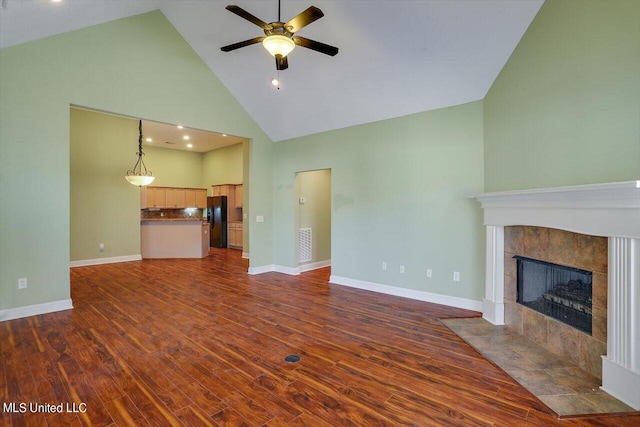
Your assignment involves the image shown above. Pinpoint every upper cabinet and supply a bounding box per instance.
[186,188,207,209]
[141,186,166,209]
[235,184,243,208]
[141,186,207,209]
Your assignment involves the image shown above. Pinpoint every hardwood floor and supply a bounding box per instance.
[1,248,639,426]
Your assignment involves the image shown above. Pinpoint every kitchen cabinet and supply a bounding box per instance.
[235,184,243,208]
[228,222,243,249]
[196,189,207,208]
[186,188,207,208]
[165,188,186,208]
[141,186,207,209]
[212,185,232,197]
[141,186,166,208]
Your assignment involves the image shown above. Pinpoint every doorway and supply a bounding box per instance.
[294,169,331,271]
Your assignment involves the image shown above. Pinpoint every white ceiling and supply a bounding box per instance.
[142,119,244,153]
[0,0,544,142]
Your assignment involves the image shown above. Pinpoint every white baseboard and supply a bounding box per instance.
[248,261,331,276]
[248,264,276,275]
[0,299,73,322]
[299,260,331,273]
[70,254,142,268]
[329,275,483,312]
[242,252,250,259]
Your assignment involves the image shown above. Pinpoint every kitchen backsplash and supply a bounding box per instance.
[141,208,204,220]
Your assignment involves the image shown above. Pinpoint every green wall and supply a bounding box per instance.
[143,147,204,189]
[484,0,640,191]
[272,101,485,300]
[0,11,273,313]
[295,169,332,265]
[202,142,244,192]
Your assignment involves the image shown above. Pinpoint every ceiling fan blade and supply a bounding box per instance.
[220,36,265,52]
[292,36,339,56]
[225,5,270,29]
[285,6,324,33]
[276,55,289,70]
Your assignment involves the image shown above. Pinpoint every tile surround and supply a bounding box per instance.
[504,226,607,379]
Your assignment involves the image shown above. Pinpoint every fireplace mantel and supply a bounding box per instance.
[473,181,640,410]
[474,180,640,239]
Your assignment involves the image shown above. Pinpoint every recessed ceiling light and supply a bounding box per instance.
[222,134,227,137]
[186,143,193,148]
[51,0,62,3]
[145,138,152,142]
[177,125,184,129]
[183,135,190,140]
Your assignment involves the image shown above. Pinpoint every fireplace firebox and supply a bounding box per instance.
[514,256,592,335]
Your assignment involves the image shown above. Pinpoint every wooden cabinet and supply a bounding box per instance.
[195,189,207,208]
[185,188,207,208]
[141,186,207,209]
[228,222,243,248]
[141,186,166,208]
[165,188,186,208]
[235,184,243,208]
[212,185,231,197]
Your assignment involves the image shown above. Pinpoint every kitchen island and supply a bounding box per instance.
[141,219,209,259]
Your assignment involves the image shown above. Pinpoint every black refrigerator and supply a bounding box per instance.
[207,196,227,248]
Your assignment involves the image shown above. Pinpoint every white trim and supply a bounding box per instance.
[329,275,482,312]
[273,265,300,275]
[247,264,300,275]
[472,181,640,239]
[483,226,505,325]
[242,252,250,259]
[70,254,142,268]
[247,264,275,275]
[0,299,73,322]
[298,259,331,273]
[601,356,640,410]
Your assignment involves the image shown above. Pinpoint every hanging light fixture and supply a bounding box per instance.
[125,120,155,186]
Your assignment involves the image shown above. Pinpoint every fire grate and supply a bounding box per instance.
[514,256,592,335]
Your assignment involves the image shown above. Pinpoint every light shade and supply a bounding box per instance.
[125,175,155,186]
[262,35,295,58]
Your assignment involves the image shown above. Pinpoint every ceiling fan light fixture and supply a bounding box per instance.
[262,35,295,58]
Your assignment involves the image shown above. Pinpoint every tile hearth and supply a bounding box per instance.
[442,317,636,417]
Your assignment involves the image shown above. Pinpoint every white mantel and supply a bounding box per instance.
[473,181,640,410]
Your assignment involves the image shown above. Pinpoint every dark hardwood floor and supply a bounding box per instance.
[1,248,638,426]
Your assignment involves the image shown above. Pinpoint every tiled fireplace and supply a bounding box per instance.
[504,226,607,378]
[474,181,640,410]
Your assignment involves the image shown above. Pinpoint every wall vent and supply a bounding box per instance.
[298,228,312,263]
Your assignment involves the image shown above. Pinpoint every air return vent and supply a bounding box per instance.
[298,228,312,263]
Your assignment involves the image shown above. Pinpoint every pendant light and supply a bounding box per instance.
[125,120,155,186]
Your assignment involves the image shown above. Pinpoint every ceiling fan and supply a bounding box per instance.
[220,1,339,70]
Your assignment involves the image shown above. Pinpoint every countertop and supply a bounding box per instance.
[141,218,208,224]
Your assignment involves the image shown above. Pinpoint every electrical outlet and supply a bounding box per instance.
[18,278,27,289]
[399,265,405,273]
[453,271,461,282]
[382,262,387,271]
[99,243,105,252]
[427,269,433,278]
[256,215,265,223]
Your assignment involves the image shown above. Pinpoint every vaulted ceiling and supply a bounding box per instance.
[0,0,544,142]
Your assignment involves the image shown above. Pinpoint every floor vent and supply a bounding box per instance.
[298,228,312,263]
